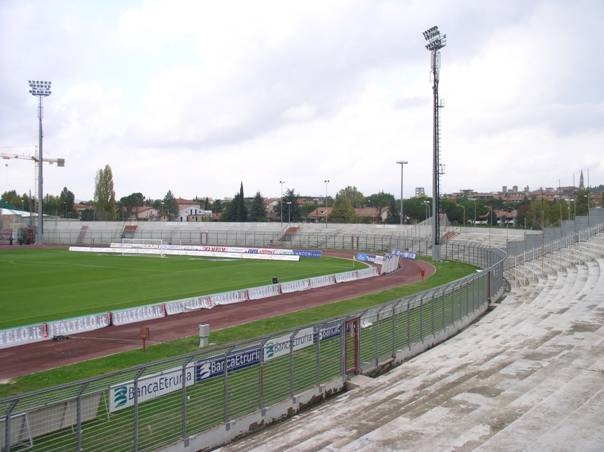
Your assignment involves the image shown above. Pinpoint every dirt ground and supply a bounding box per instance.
[0,252,434,380]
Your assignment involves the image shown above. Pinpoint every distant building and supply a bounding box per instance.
[175,198,211,222]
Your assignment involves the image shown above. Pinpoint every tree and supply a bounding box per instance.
[575,188,589,216]
[59,187,76,218]
[212,199,223,213]
[1,190,24,210]
[337,186,365,208]
[282,189,301,222]
[329,194,357,223]
[93,165,116,220]
[163,190,178,221]
[221,183,248,222]
[249,192,266,221]
[120,192,145,220]
[366,192,394,221]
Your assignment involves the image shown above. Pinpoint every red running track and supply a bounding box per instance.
[0,256,434,380]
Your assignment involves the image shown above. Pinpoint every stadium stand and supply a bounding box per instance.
[223,233,604,451]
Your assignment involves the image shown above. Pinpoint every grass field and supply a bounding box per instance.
[0,248,363,329]
[0,259,476,397]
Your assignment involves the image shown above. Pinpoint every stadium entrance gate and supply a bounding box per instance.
[345,318,360,373]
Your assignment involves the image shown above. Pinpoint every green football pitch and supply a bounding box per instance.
[0,248,363,330]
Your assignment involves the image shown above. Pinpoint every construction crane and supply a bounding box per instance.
[1,152,65,166]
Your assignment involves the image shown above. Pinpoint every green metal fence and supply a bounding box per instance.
[1,239,504,451]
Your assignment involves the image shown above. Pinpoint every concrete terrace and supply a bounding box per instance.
[221,234,604,451]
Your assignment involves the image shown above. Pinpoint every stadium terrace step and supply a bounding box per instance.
[222,234,604,451]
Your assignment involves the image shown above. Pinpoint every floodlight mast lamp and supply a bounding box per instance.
[28,80,52,245]
[423,26,446,260]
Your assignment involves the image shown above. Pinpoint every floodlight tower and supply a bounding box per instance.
[423,26,446,260]
[396,161,408,225]
[28,80,52,245]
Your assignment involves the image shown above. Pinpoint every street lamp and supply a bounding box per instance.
[279,180,285,227]
[29,80,52,245]
[487,205,492,249]
[423,200,430,222]
[423,26,446,260]
[396,161,408,225]
[324,179,330,227]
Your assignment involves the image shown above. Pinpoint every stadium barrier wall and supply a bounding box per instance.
[69,245,301,262]
[165,296,214,315]
[5,220,603,450]
[0,323,47,349]
[247,284,282,300]
[111,303,167,326]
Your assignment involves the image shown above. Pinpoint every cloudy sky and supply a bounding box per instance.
[1,0,602,202]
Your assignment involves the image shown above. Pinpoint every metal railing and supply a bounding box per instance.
[1,241,500,451]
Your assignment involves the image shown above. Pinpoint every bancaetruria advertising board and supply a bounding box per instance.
[109,364,195,412]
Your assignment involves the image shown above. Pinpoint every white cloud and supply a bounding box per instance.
[1,0,602,203]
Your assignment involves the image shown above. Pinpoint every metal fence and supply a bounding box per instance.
[1,241,500,452]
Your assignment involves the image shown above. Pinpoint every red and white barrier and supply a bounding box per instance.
[70,246,300,261]
[210,289,248,306]
[165,296,214,315]
[280,279,311,294]
[248,284,282,300]
[47,313,111,337]
[0,323,47,349]
[308,274,336,289]
[357,267,379,279]
[111,303,166,326]
[335,270,358,283]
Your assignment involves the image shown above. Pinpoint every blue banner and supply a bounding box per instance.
[195,347,261,382]
[356,253,378,263]
[392,249,417,259]
[316,321,341,341]
[294,249,322,258]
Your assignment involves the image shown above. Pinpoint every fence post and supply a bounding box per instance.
[407,299,411,349]
[223,347,234,428]
[339,319,346,377]
[3,399,18,452]
[419,298,423,341]
[374,310,379,367]
[289,331,296,400]
[391,304,397,358]
[181,357,193,447]
[259,338,269,415]
[132,367,146,452]
[315,325,321,386]
[76,382,89,452]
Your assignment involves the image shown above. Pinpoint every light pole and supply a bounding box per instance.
[324,179,330,227]
[487,205,492,249]
[287,201,292,225]
[279,180,285,227]
[423,26,446,260]
[396,161,408,225]
[423,200,430,222]
[29,80,52,245]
